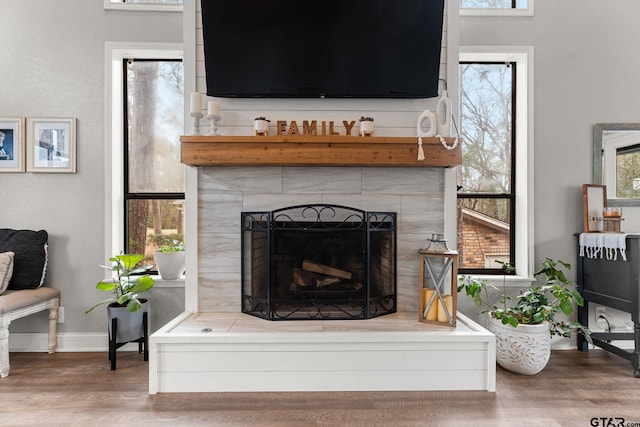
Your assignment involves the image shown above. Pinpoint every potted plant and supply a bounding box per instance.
[86,253,155,344]
[458,258,591,375]
[154,239,185,280]
[254,116,270,136]
[359,116,374,136]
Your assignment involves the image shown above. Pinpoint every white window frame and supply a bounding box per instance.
[104,42,183,265]
[460,0,534,17]
[104,0,182,12]
[459,46,534,285]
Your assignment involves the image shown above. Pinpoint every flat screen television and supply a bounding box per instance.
[200,0,445,99]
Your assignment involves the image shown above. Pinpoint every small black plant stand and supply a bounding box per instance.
[108,312,148,371]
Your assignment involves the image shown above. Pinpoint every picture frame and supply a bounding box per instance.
[0,117,25,173]
[583,184,606,233]
[27,117,76,173]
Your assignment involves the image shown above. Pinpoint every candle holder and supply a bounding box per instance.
[207,114,221,136]
[190,111,203,135]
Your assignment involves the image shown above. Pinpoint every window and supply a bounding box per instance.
[460,0,534,16]
[124,59,184,265]
[105,43,184,271]
[457,62,514,274]
[458,48,533,278]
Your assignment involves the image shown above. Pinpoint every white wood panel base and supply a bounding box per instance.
[149,312,495,394]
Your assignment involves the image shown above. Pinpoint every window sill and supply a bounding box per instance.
[104,1,182,12]
[151,276,185,288]
[460,7,534,17]
[460,274,535,288]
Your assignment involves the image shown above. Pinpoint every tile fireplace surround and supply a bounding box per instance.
[197,165,445,313]
[149,143,495,394]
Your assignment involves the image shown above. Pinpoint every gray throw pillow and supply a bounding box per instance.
[0,251,14,294]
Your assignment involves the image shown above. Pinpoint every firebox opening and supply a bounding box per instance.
[241,204,397,320]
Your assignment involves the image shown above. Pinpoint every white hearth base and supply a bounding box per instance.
[149,311,495,394]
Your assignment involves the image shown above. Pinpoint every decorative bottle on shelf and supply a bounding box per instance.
[436,90,452,137]
[417,110,437,137]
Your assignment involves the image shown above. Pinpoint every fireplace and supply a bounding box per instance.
[241,204,397,320]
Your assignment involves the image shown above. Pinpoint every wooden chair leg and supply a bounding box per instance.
[47,300,59,354]
[0,318,10,378]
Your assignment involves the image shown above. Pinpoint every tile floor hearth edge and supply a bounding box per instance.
[166,312,472,335]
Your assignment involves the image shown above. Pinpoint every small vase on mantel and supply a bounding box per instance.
[359,116,375,136]
[254,117,270,136]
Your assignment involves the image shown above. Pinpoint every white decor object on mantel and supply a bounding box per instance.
[417,110,437,138]
[438,134,459,151]
[359,117,375,136]
[207,101,221,135]
[254,117,270,136]
[436,89,452,137]
[189,92,203,135]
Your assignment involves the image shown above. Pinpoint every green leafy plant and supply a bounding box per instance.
[85,254,155,314]
[156,239,185,253]
[458,258,591,341]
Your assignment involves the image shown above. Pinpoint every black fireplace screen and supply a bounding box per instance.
[241,204,397,320]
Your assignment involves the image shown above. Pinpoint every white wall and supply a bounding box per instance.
[460,0,640,338]
[4,0,640,346]
[461,0,640,265]
[0,1,182,342]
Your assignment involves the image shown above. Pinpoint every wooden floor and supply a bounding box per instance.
[1,350,639,426]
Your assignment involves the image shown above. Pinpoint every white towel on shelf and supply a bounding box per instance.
[579,233,627,261]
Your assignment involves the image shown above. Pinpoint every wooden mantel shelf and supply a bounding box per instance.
[180,135,461,167]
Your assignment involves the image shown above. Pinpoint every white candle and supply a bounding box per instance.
[207,100,220,117]
[190,92,202,114]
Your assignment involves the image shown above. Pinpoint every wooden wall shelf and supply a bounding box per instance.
[180,135,461,168]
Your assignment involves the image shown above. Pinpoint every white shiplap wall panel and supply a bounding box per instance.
[192,0,450,135]
[189,0,457,313]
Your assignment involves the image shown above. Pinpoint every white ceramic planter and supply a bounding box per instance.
[487,316,551,375]
[359,120,374,136]
[254,119,270,135]
[154,251,186,280]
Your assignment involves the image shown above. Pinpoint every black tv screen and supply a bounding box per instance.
[200,0,445,99]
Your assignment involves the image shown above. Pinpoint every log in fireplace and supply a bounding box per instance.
[241,204,397,320]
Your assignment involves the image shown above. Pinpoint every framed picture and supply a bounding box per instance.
[0,117,25,173]
[583,184,606,232]
[27,117,76,173]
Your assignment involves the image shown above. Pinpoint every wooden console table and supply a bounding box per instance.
[575,234,640,377]
[180,135,461,167]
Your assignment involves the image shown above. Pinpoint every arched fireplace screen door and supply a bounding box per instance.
[241,204,397,320]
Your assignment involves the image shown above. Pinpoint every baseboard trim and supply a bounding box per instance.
[10,333,633,353]
[9,332,141,352]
